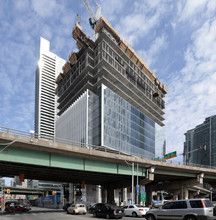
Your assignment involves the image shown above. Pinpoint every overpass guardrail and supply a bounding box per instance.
[0,126,214,170]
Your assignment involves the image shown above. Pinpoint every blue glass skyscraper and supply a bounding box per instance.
[55,17,167,159]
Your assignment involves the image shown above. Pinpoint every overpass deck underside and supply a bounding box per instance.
[1,131,216,188]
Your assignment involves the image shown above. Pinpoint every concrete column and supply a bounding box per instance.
[184,187,188,200]
[69,183,73,203]
[180,185,184,200]
[107,187,115,204]
[173,191,178,200]
[96,185,102,203]
[146,186,152,207]
[123,188,127,205]
[82,184,87,203]
[103,188,107,203]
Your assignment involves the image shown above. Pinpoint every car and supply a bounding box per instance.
[23,204,31,211]
[63,202,73,211]
[5,204,31,212]
[93,203,124,219]
[88,203,96,213]
[67,203,87,214]
[146,198,214,220]
[123,204,149,217]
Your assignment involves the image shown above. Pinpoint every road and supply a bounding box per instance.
[0,207,147,220]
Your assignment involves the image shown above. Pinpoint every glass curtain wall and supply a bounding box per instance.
[101,84,155,159]
[55,90,100,148]
[55,91,88,147]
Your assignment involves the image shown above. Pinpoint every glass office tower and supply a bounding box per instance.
[184,115,216,167]
[56,84,156,159]
[55,17,167,159]
[102,85,155,158]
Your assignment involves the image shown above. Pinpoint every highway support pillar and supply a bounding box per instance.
[146,186,152,207]
[184,187,188,199]
[173,191,178,200]
[180,186,188,200]
[106,187,115,204]
[103,188,107,203]
[96,185,102,203]
[82,184,86,203]
[180,185,184,200]
[123,188,127,205]
[69,183,73,203]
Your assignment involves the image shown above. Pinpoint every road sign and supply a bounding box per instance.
[136,185,140,196]
[141,187,145,193]
[164,151,177,160]
[141,192,146,202]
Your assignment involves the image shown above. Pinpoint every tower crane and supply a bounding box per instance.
[81,0,101,29]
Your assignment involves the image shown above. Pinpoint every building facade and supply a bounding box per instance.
[184,115,216,167]
[35,37,66,138]
[55,17,167,159]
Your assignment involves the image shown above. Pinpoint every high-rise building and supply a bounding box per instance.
[35,37,66,138]
[184,115,216,167]
[55,17,167,159]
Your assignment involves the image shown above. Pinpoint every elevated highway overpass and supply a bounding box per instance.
[1,126,216,202]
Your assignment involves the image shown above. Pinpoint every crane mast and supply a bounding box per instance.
[81,0,101,29]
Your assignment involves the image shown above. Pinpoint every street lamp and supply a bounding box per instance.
[131,162,134,205]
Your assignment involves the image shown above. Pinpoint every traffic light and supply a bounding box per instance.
[52,191,55,195]
[7,189,10,194]
[19,173,25,182]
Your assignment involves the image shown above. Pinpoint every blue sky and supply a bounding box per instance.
[1,0,216,161]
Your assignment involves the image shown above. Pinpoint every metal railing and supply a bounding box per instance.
[0,126,216,170]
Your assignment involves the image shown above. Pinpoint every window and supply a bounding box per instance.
[162,202,175,209]
[190,200,203,208]
[174,201,187,209]
[204,200,213,207]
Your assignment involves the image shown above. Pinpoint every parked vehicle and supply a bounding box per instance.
[67,203,87,214]
[123,204,149,217]
[5,204,30,212]
[93,203,124,219]
[23,204,31,211]
[88,203,96,213]
[146,198,214,220]
[63,202,73,211]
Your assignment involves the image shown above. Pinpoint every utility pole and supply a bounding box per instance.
[136,163,139,204]
[131,163,134,205]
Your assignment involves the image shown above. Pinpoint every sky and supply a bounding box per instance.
[1,0,216,164]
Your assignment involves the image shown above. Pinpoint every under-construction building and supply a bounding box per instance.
[55,17,167,159]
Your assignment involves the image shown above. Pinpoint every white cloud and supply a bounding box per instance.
[101,0,124,22]
[137,35,168,67]
[165,17,216,155]
[178,0,216,25]
[14,0,30,11]
[178,0,206,21]
[114,0,168,46]
[32,0,58,18]
[192,19,216,60]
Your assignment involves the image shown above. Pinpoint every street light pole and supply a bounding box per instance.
[136,163,139,204]
[131,163,134,205]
